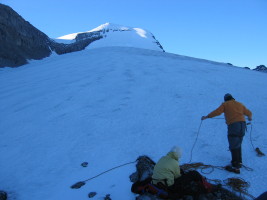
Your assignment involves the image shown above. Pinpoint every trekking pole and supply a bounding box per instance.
[247,122,265,157]
[70,160,137,189]
[188,120,203,163]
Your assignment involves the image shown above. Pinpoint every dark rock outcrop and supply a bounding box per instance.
[151,35,165,52]
[0,191,7,200]
[50,36,102,55]
[0,3,102,68]
[253,65,267,73]
[0,3,51,67]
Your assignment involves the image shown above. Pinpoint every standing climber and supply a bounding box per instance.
[201,93,252,173]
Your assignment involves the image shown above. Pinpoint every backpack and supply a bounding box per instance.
[169,170,213,196]
[131,177,169,199]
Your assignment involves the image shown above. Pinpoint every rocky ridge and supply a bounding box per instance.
[0,4,102,67]
[253,65,267,73]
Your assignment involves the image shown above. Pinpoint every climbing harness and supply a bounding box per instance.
[71,160,137,189]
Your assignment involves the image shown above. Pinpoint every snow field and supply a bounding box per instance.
[0,47,266,199]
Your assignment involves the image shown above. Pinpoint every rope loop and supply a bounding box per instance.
[188,120,202,163]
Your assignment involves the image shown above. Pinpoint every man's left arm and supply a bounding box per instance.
[202,104,224,120]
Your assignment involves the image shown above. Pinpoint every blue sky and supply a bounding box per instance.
[1,0,266,68]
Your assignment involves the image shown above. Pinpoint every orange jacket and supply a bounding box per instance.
[207,100,252,125]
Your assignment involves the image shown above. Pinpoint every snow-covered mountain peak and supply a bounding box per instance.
[56,23,164,51]
[89,22,130,32]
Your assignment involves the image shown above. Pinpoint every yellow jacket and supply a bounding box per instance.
[152,151,181,186]
[207,99,252,125]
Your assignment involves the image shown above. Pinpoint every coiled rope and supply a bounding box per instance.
[181,162,224,174]
[223,177,256,200]
[207,177,255,200]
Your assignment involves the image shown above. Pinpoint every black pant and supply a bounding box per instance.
[227,121,246,168]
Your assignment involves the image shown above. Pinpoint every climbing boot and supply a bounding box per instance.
[225,165,240,174]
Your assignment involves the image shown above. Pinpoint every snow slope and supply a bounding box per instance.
[56,23,164,51]
[0,47,267,200]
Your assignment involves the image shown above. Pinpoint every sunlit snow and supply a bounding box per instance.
[133,28,147,38]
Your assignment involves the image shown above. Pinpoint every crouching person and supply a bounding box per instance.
[152,146,212,198]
